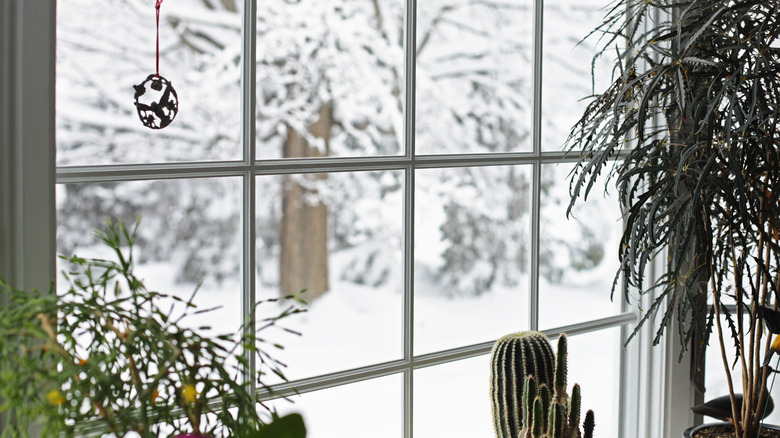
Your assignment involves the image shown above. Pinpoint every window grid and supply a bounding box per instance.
[402,1,416,434]
[50,0,640,436]
[529,0,544,332]
[240,0,258,392]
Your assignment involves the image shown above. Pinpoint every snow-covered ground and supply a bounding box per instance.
[55,162,626,437]
[57,231,621,438]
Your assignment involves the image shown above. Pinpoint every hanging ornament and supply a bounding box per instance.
[134,0,178,129]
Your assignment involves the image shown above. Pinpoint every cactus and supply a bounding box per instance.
[583,410,595,438]
[554,332,568,404]
[522,375,538,430]
[568,383,581,430]
[492,332,595,438]
[490,331,555,438]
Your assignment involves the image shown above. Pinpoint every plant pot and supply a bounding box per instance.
[683,422,780,438]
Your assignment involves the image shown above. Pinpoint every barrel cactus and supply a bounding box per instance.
[490,331,595,438]
[490,331,555,438]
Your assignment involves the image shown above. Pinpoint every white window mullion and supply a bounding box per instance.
[2,1,56,434]
[402,0,417,434]
[0,0,57,294]
[528,0,544,331]
[241,0,258,390]
[404,163,415,438]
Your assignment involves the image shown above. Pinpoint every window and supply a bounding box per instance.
[2,0,688,436]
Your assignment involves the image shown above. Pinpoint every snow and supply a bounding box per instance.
[57,230,621,438]
[54,0,632,435]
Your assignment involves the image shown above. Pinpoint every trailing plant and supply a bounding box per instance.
[490,332,594,438]
[0,219,306,438]
[566,0,780,436]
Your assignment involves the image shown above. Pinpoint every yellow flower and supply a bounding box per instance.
[181,384,198,403]
[151,388,159,403]
[46,389,65,406]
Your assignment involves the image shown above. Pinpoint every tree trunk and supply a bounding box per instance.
[279,102,333,301]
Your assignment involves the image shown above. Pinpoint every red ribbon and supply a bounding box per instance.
[155,0,163,77]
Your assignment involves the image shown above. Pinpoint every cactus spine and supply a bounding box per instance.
[492,332,595,438]
[490,331,555,438]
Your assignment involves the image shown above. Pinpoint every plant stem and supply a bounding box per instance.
[752,196,776,433]
[712,268,741,435]
[731,232,749,436]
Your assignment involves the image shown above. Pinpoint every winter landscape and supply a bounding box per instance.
[54,0,664,436]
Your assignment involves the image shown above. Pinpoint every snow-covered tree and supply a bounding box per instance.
[57,0,611,296]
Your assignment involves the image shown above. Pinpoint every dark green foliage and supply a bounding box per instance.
[567,0,780,350]
[247,413,307,438]
[567,0,780,435]
[0,219,306,437]
[490,331,555,438]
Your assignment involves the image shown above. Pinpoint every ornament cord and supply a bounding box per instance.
[155,0,163,77]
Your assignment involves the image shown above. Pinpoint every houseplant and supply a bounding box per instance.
[0,219,306,438]
[490,331,595,438]
[565,0,780,436]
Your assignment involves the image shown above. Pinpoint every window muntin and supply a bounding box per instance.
[54,0,631,436]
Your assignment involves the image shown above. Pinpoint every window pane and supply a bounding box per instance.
[415,0,533,154]
[414,356,492,437]
[568,328,621,438]
[256,170,405,381]
[56,177,243,333]
[256,0,404,159]
[539,162,622,329]
[541,0,615,151]
[414,166,531,354]
[269,374,403,438]
[57,0,242,165]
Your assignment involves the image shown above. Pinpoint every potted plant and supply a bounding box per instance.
[565,0,780,437]
[0,219,306,438]
[489,331,596,438]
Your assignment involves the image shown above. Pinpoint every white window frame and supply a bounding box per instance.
[0,0,696,436]
[0,0,57,294]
